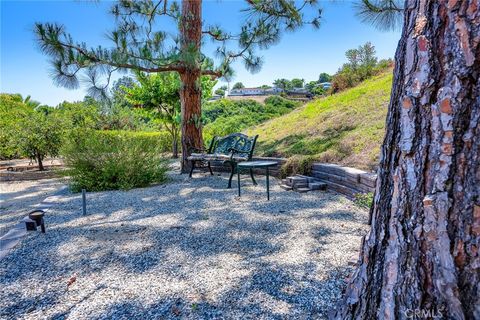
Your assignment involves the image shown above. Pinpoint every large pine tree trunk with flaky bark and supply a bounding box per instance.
[335,1,480,319]
[179,0,203,172]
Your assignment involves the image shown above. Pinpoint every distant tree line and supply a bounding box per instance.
[331,42,393,92]
[218,42,391,97]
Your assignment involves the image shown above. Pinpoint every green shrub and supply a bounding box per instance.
[354,192,374,209]
[97,130,172,153]
[280,155,317,178]
[62,130,169,192]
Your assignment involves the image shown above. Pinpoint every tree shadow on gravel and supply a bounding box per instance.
[0,173,366,319]
[87,262,351,319]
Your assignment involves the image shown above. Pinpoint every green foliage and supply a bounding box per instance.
[318,73,332,83]
[232,82,245,90]
[16,111,63,168]
[34,1,321,95]
[125,72,181,123]
[331,42,391,93]
[56,100,101,130]
[290,78,305,88]
[0,94,62,166]
[247,71,393,171]
[273,78,292,90]
[214,85,227,96]
[62,130,169,192]
[354,192,374,209]
[124,72,215,156]
[0,94,34,159]
[354,0,404,32]
[34,0,322,159]
[110,76,136,108]
[305,81,326,96]
[202,96,299,143]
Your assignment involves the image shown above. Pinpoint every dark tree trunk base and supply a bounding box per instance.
[335,1,480,319]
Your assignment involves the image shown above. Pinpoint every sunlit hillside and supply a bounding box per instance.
[247,71,393,171]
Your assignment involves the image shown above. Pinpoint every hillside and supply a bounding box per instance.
[246,71,393,171]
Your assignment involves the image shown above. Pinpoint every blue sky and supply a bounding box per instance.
[1,1,400,106]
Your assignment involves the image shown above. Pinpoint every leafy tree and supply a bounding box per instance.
[304,80,318,92]
[290,78,305,88]
[311,86,325,96]
[214,85,227,96]
[273,78,292,91]
[34,0,321,170]
[16,110,62,171]
[232,82,245,90]
[259,84,271,89]
[125,72,215,158]
[0,94,34,159]
[110,76,136,108]
[331,42,383,92]
[305,80,324,96]
[356,42,378,79]
[56,100,101,130]
[318,72,332,83]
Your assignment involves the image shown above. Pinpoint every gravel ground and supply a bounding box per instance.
[0,169,369,319]
[0,178,67,237]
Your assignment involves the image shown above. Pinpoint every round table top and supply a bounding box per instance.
[237,161,278,168]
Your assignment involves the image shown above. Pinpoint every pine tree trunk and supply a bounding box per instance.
[335,1,480,319]
[179,0,203,172]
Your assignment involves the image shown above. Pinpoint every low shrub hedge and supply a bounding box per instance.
[62,130,170,192]
[96,130,172,153]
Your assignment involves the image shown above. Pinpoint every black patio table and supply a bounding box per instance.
[236,161,278,200]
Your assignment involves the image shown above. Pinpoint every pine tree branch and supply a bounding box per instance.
[39,32,182,73]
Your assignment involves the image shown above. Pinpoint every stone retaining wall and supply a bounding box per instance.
[311,163,377,198]
[200,156,377,198]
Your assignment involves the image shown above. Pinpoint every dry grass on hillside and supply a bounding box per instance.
[247,71,393,171]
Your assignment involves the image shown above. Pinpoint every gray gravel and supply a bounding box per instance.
[0,169,369,319]
[0,178,66,237]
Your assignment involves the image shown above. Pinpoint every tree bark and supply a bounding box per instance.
[335,1,480,319]
[179,0,203,172]
[172,127,179,158]
[36,151,44,171]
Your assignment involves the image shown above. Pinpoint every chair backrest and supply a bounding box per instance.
[211,133,258,159]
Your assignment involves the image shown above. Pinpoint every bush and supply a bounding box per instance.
[354,192,374,209]
[62,130,170,192]
[97,130,172,153]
